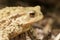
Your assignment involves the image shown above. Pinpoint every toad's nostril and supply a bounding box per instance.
[30,12,35,18]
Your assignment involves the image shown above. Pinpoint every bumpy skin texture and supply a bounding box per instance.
[0,6,43,40]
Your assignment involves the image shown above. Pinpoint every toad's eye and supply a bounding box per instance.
[29,11,35,18]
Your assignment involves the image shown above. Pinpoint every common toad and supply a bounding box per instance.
[0,6,43,40]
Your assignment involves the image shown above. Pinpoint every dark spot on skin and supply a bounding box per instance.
[0,20,6,23]
[10,14,21,20]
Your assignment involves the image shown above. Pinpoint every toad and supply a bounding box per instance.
[0,6,43,40]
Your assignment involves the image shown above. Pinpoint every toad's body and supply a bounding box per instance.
[0,6,43,40]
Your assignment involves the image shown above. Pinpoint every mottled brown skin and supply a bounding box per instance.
[0,6,43,40]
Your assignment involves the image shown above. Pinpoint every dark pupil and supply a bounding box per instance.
[30,13,35,18]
